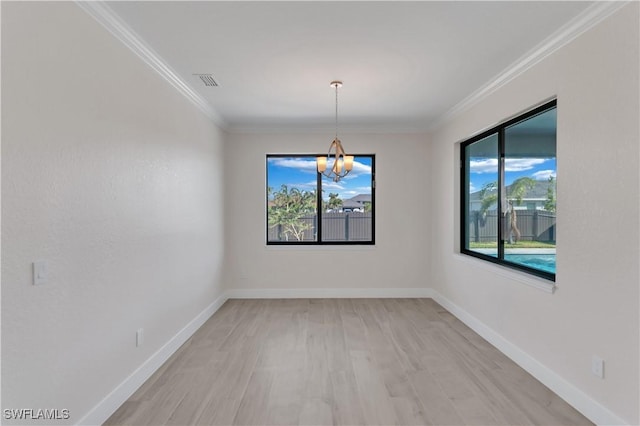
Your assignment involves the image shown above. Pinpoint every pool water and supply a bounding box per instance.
[504,254,556,274]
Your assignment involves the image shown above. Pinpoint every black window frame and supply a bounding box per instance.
[460,100,557,281]
[266,153,376,245]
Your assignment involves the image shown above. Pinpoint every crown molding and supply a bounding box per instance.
[76,1,628,134]
[75,1,227,130]
[227,123,431,135]
[430,1,630,131]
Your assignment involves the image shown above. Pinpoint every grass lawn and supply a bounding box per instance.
[469,241,556,249]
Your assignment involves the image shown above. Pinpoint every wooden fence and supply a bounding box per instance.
[268,212,372,242]
[468,209,556,243]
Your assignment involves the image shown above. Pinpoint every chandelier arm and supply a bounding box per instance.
[334,140,345,157]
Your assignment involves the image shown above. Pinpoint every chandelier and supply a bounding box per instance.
[317,81,354,182]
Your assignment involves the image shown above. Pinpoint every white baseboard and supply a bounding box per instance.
[77,292,229,426]
[78,287,627,426]
[430,290,628,426]
[226,287,433,299]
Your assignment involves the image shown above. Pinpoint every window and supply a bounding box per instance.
[266,154,375,245]
[461,100,556,280]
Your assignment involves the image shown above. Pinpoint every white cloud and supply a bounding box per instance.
[469,159,498,173]
[350,160,372,175]
[321,181,345,190]
[268,157,317,173]
[269,180,317,192]
[531,169,556,180]
[504,158,547,172]
[469,158,549,173]
[352,186,372,193]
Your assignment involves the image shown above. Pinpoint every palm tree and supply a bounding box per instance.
[268,185,316,241]
[544,176,557,213]
[478,177,535,243]
[507,177,536,206]
[327,193,343,211]
[478,182,498,224]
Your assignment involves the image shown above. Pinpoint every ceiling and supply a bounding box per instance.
[103,1,594,132]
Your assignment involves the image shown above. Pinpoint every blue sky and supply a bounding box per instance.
[469,157,556,193]
[267,156,373,201]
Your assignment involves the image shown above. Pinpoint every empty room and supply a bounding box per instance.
[2,1,638,425]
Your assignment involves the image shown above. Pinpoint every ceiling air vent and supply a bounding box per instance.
[194,74,218,87]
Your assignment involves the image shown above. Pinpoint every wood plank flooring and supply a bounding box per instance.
[105,299,591,425]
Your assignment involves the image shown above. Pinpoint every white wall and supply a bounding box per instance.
[3,2,638,425]
[1,3,226,424]
[224,132,430,294]
[429,3,639,424]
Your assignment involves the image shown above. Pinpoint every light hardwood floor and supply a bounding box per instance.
[105,298,591,425]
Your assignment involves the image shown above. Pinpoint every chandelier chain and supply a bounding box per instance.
[335,83,339,140]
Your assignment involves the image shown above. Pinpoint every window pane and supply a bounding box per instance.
[321,156,373,242]
[266,157,318,242]
[465,133,499,257]
[503,107,557,274]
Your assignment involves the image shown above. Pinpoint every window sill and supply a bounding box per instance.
[453,253,557,294]
[265,244,376,251]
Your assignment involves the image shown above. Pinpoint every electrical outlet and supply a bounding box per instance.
[136,328,144,347]
[33,260,48,285]
[591,355,604,378]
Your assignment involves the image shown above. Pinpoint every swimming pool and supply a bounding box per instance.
[504,253,556,274]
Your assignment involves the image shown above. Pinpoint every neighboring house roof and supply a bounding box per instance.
[342,194,371,209]
[347,194,372,203]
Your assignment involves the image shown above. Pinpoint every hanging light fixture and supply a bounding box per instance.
[317,80,354,182]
